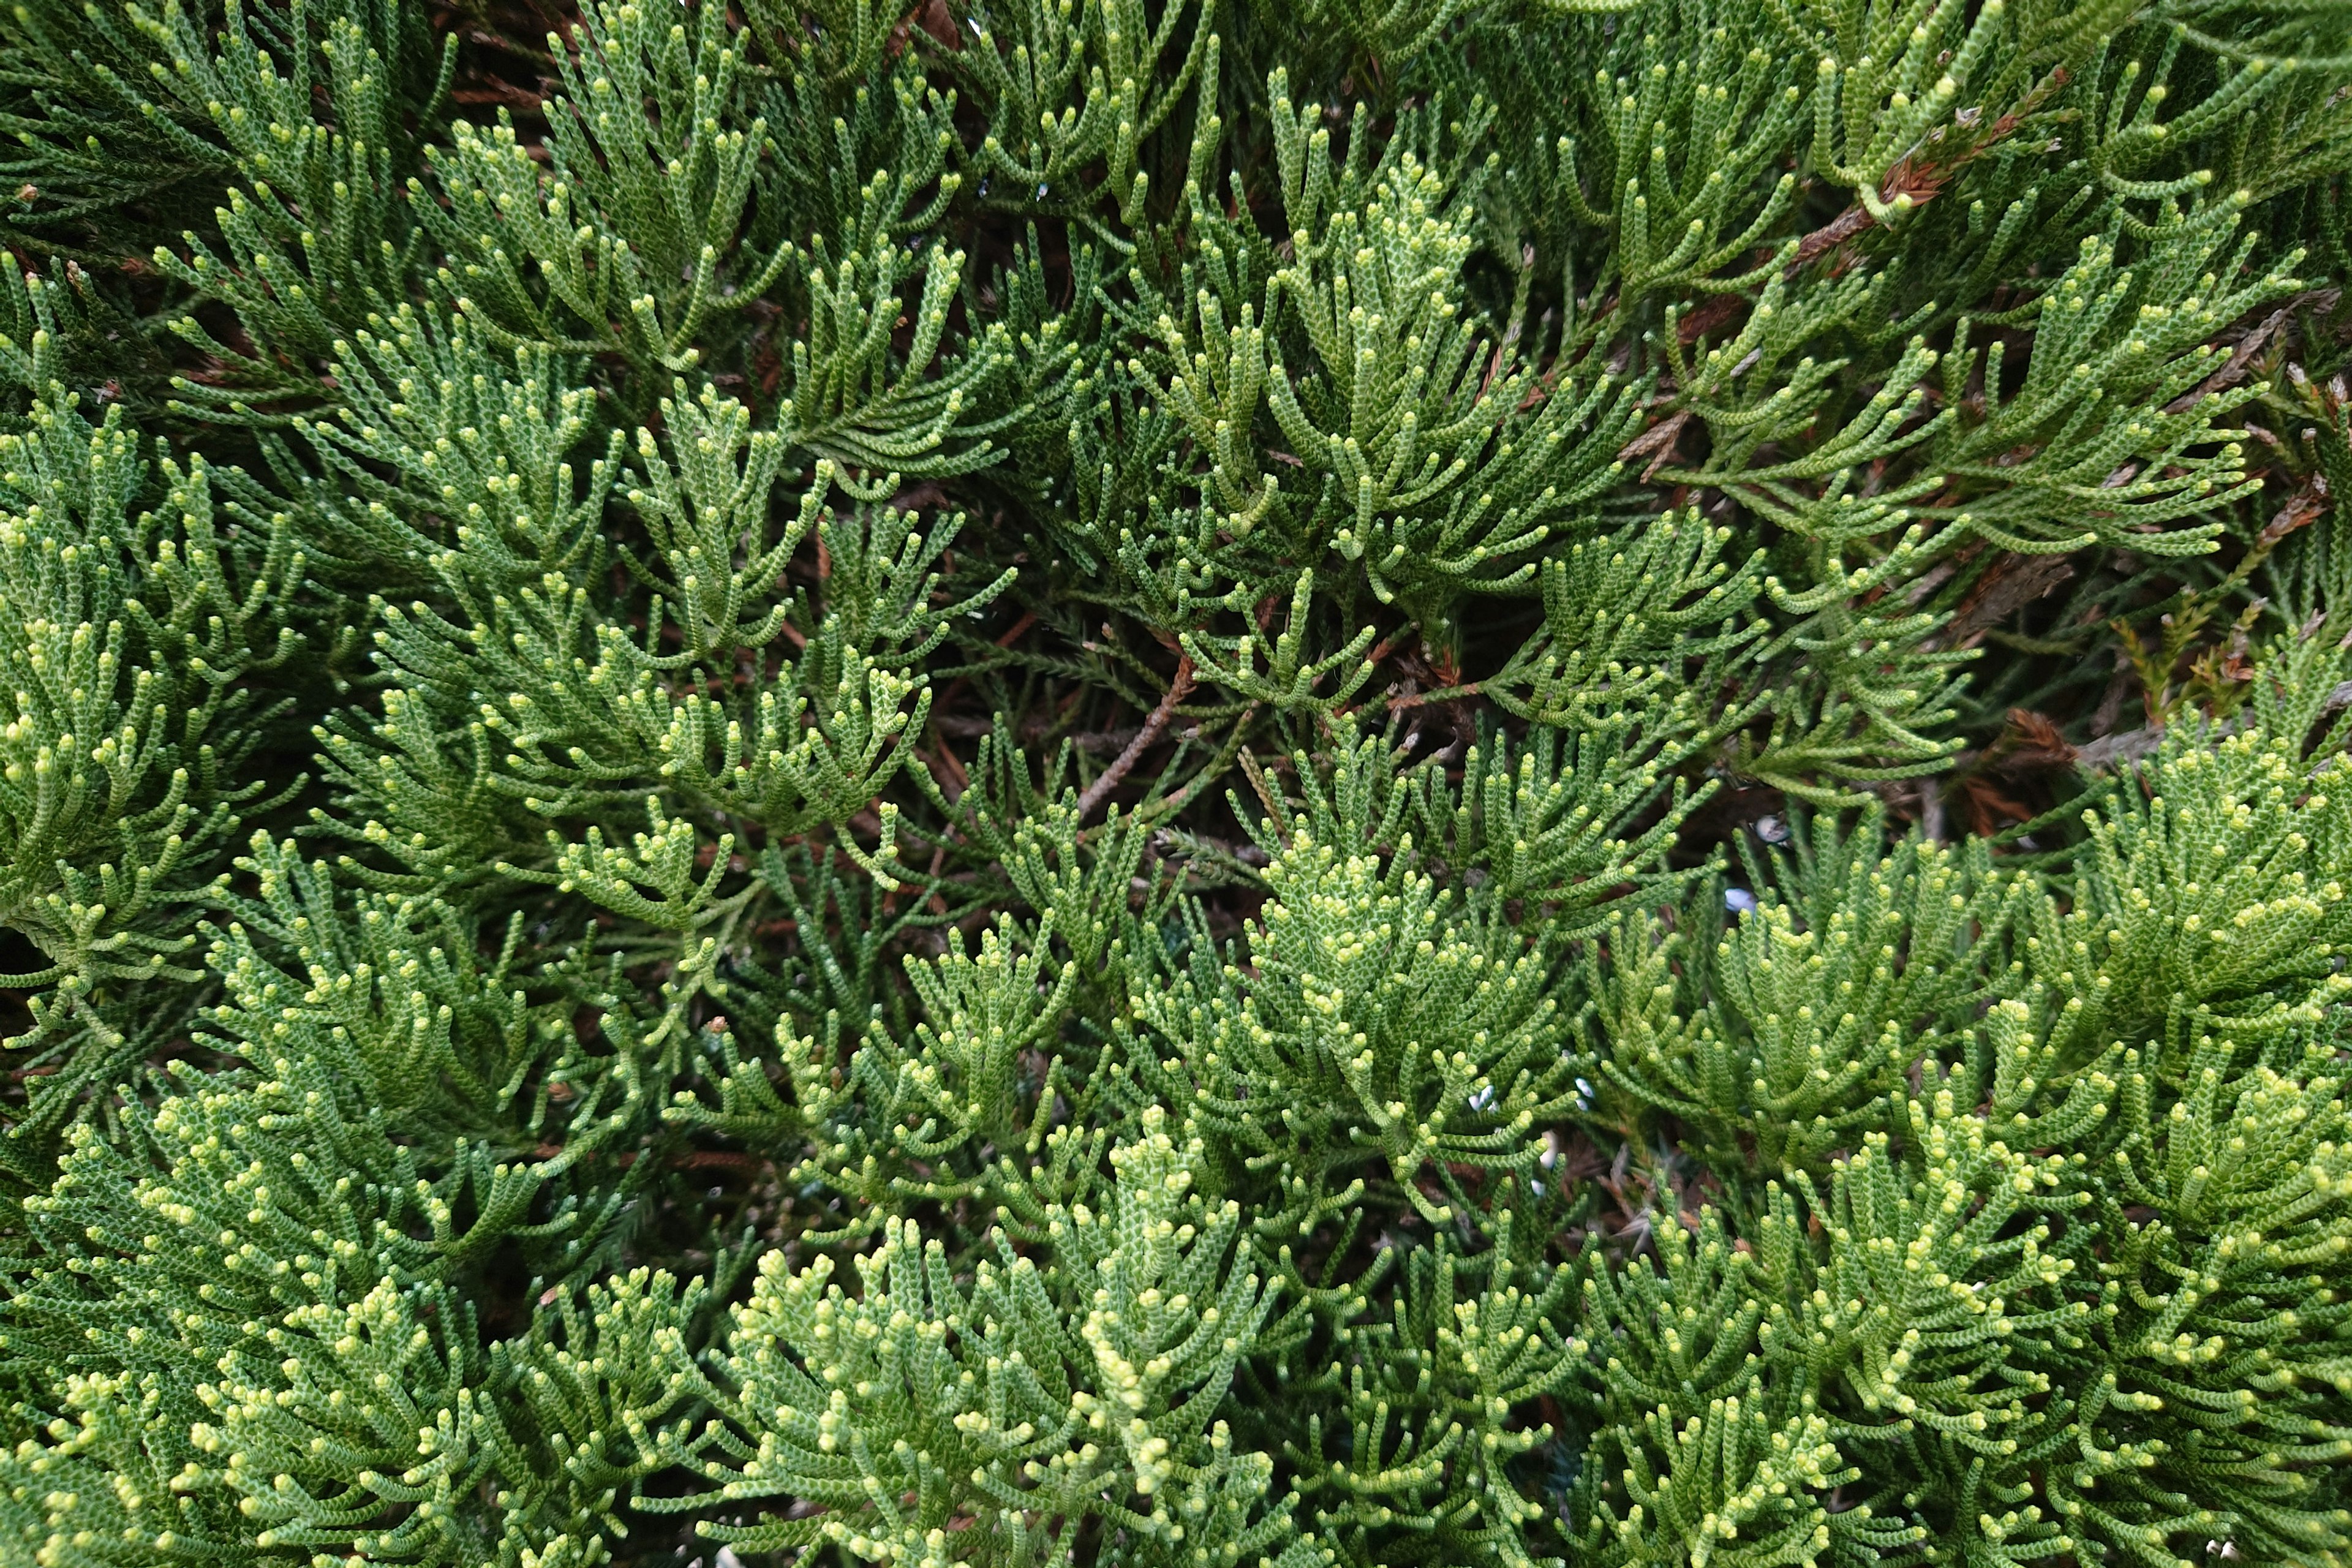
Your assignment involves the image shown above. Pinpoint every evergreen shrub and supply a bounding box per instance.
[1,0,2351,1562]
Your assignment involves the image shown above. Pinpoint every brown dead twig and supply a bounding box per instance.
[1074,656,1196,823]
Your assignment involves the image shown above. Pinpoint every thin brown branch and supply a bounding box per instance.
[1076,656,1194,823]
[1785,66,2071,279]
[2162,303,2296,415]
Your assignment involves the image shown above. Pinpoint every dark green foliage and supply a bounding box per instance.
[2,0,2352,1564]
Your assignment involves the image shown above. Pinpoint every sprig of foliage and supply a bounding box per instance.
[2,0,2351,1563]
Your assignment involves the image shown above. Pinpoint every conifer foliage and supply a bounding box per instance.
[2,0,2352,1561]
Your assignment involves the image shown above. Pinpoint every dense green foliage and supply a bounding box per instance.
[0,0,2350,1562]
